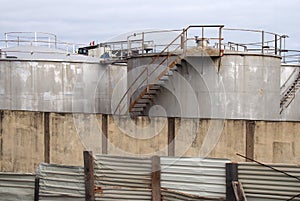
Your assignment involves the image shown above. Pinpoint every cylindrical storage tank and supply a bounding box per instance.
[127,52,281,120]
[0,46,125,114]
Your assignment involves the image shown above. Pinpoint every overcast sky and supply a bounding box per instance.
[1,0,300,49]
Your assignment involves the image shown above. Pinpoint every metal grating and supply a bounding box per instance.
[0,173,35,201]
[37,163,85,201]
[160,157,230,199]
[94,155,152,200]
[238,162,300,201]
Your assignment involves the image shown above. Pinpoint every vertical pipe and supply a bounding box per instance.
[168,117,175,156]
[226,163,238,201]
[83,151,95,201]
[246,121,255,162]
[151,156,161,201]
[102,114,108,154]
[44,112,50,163]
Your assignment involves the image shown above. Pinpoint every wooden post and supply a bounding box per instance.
[83,151,95,201]
[168,117,175,156]
[151,155,161,201]
[34,177,40,201]
[246,121,255,162]
[226,163,238,201]
[102,114,108,154]
[44,112,50,163]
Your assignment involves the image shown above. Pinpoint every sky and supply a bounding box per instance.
[0,0,300,49]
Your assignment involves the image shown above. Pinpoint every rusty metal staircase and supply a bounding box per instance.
[129,56,183,116]
[280,71,300,113]
[113,25,224,116]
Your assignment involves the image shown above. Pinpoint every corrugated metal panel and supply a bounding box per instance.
[0,173,35,201]
[160,157,230,199]
[238,162,300,201]
[161,189,222,201]
[94,155,152,200]
[37,163,85,201]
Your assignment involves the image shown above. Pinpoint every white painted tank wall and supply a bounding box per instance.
[0,46,127,113]
[128,53,282,120]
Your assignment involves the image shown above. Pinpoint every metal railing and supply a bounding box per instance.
[113,25,224,115]
[1,32,85,54]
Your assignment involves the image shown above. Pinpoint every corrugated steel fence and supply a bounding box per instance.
[92,155,229,200]
[93,155,152,200]
[37,163,85,201]
[1,155,300,200]
[238,162,300,201]
[0,173,35,201]
[160,157,230,200]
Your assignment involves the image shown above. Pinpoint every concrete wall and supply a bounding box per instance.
[0,110,299,172]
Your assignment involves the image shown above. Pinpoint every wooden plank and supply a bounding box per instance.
[44,112,50,163]
[246,121,255,162]
[168,117,175,156]
[83,151,95,201]
[226,163,238,201]
[151,155,161,201]
[102,114,108,154]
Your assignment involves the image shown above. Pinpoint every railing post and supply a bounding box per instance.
[142,32,145,56]
[5,33,8,47]
[275,34,278,55]
[261,31,264,54]
[219,26,223,56]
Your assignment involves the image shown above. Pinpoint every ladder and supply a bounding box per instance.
[280,71,300,113]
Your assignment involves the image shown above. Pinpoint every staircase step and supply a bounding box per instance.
[164,70,174,76]
[135,103,147,108]
[146,89,159,95]
[137,99,151,103]
[142,94,154,99]
[131,107,144,112]
[159,75,169,81]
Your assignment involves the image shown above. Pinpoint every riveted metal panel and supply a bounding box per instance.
[238,162,300,200]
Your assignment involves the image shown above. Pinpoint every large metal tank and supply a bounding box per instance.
[126,51,281,120]
[0,45,126,113]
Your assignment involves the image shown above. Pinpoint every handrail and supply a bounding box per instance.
[2,32,85,54]
[113,25,224,115]
[113,29,186,115]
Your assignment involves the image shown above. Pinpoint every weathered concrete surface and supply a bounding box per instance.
[254,121,300,164]
[0,110,44,172]
[0,110,299,172]
[107,116,168,156]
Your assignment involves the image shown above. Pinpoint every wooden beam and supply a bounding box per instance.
[83,151,95,201]
[226,163,238,201]
[151,155,161,201]
[34,177,40,201]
